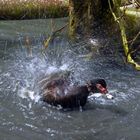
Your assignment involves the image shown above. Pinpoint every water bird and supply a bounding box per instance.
[40,75,108,109]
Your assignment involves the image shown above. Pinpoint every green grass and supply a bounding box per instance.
[0,0,69,20]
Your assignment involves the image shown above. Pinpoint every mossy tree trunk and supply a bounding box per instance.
[69,0,116,36]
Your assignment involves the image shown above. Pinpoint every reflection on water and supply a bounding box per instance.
[0,19,140,140]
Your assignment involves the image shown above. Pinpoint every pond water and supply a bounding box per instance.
[0,18,140,140]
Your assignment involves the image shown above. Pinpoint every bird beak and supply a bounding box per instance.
[100,87,108,94]
[96,84,108,94]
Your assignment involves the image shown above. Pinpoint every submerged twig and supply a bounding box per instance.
[25,36,32,57]
[130,31,140,47]
[127,45,140,57]
[44,23,68,48]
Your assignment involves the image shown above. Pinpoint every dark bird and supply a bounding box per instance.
[40,76,108,109]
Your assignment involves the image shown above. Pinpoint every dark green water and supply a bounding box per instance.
[0,19,140,140]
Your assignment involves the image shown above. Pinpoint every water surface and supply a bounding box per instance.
[0,19,140,140]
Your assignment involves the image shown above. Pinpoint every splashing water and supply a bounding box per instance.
[17,63,70,103]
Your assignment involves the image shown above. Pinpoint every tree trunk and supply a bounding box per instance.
[69,0,116,36]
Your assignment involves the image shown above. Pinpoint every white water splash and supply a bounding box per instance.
[60,64,69,71]
[89,38,99,46]
[46,64,69,74]
[18,64,70,103]
[88,89,130,105]
[18,87,40,102]
[46,66,58,74]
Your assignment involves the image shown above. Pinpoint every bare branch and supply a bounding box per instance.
[108,0,140,70]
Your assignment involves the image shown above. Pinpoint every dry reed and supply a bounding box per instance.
[0,0,68,19]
